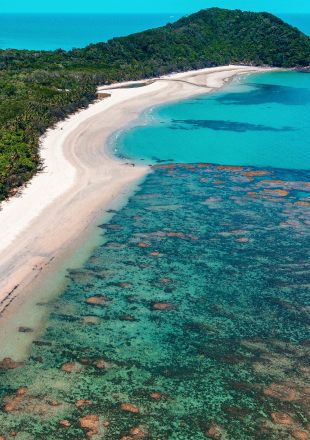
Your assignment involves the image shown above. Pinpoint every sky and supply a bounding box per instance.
[0,0,309,14]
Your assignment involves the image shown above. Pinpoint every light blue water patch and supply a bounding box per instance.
[111,71,310,170]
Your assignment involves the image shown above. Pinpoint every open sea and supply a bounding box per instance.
[2,12,310,440]
[0,13,184,51]
[0,13,309,51]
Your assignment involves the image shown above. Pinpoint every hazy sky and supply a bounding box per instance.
[1,0,309,14]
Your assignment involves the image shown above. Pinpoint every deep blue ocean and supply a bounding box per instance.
[2,12,310,440]
[0,12,309,51]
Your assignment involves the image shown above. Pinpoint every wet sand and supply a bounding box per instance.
[0,65,272,359]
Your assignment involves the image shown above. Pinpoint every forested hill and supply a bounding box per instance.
[2,8,310,74]
[90,8,310,71]
[1,7,310,200]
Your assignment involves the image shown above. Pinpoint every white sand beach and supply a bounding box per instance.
[0,65,272,357]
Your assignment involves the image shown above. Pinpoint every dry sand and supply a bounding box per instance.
[0,65,271,358]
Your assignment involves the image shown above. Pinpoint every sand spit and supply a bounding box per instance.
[0,65,272,353]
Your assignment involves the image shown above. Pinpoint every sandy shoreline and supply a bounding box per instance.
[0,65,272,359]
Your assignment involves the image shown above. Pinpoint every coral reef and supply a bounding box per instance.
[2,164,310,439]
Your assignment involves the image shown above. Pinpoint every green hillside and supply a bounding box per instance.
[1,7,310,199]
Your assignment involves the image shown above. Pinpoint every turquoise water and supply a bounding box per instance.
[0,13,183,51]
[2,164,310,439]
[0,13,308,52]
[111,71,310,170]
[278,13,310,37]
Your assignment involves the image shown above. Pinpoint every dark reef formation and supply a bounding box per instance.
[2,163,310,438]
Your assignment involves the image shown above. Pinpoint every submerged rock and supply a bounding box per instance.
[79,415,99,437]
[16,387,27,396]
[121,403,139,413]
[75,399,92,407]
[204,426,222,439]
[59,420,71,427]
[0,358,20,370]
[33,340,52,346]
[263,383,297,402]
[292,431,309,440]
[18,327,33,333]
[99,224,121,229]
[151,302,174,311]
[49,401,62,406]
[96,359,108,369]
[121,426,146,440]
[271,412,294,424]
[3,402,20,412]
[61,362,77,373]
[85,296,111,306]
[129,426,147,438]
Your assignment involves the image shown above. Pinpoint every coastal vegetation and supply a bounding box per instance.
[1,7,310,199]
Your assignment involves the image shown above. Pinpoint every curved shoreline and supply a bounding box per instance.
[0,65,272,358]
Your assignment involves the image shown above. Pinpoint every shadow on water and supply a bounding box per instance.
[168,119,297,132]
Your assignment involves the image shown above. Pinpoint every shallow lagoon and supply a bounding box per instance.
[111,71,310,170]
[2,163,310,439]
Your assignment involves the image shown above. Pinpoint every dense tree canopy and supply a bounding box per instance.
[1,7,310,199]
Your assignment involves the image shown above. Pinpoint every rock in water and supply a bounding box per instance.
[121,403,139,413]
[60,362,76,373]
[204,426,222,439]
[59,420,71,427]
[150,302,174,311]
[292,431,309,440]
[18,327,33,332]
[0,358,20,370]
[271,412,294,424]
[85,296,111,306]
[79,415,99,436]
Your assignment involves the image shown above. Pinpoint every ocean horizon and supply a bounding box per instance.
[0,12,309,51]
[0,13,184,51]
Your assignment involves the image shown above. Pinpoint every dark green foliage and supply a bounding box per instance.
[0,72,97,198]
[1,7,310,199]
